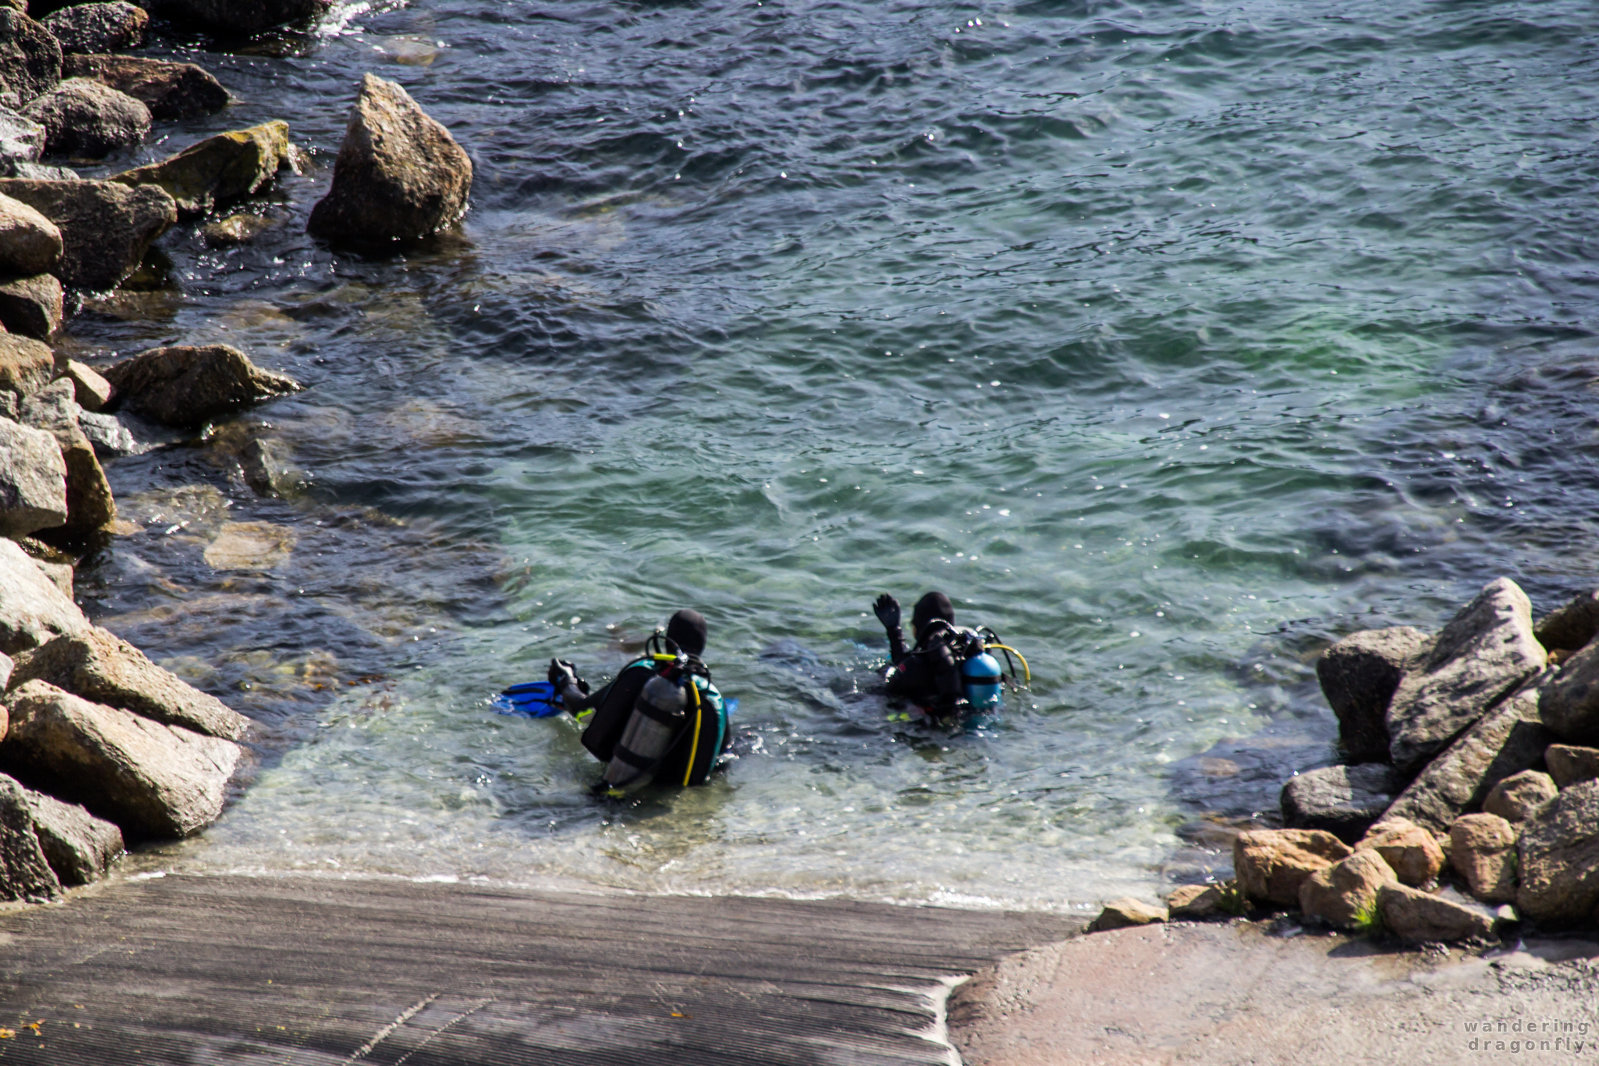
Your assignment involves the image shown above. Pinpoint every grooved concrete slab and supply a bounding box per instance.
[0,873,1076,1065]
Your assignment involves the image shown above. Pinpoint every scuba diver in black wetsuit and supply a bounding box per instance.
[547,609,732,796]
[872,591,1031,719]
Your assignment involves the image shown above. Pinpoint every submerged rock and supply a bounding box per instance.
[0,679,240,840]
[203,519,294,572]
[201,211,275,246]
[0,416,66,537]
[112,121,293,219]
[0,271,63,338]
[26,784,122,885]
[22,77,150,159]
[0,176,175,291]
[10,626,250,740]
[0,188,59,275]
[145,0,332,35]
[308,74,471,243]
[39,2,149,55]
[0,536,87,654]
[63,54,228,120]
[103,343,301,426]
[0,11,62,109]
[1280,763,1394,843]
[1386,578,1544,777]
[1317,626,1427,763]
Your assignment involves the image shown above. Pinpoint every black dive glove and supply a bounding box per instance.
[547,658,588,695]
[873,593,901,631]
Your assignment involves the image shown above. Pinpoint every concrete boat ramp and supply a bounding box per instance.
[0,872,1073,1065]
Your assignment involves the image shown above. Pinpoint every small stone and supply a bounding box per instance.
[0,332,51,396]
[103,343,300,427]
[1449,813,1518,905]
[1165,883,1231,920]
[1483,770,1558,824]
[202,519,293,571]
[1086,897,1167,933]
[0,416,66,536]
[0,271,63,338]
[1377,882,1497,944]
[1233,828,1351,907]
[1299,849,1397,930]
[201,211,273,246]
[1358,818,1445,887]
[1545,743,1599,789]
[62,358,112,412]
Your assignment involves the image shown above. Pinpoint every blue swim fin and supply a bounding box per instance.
[493,680,563,718]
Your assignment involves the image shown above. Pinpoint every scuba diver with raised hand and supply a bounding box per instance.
[872,591,1029,721]
[547,609,732,796]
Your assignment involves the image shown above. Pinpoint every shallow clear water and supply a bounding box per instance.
[68,0,1599,911]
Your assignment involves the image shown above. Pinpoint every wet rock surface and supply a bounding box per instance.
[22,77,151,158]
[0,187,59,275]
[1316,626,1427,763]
[308,74,472,243]
[1280,762,1394,842]
[63,53,228,119]
[112,120,293,218]
[103,343,301,426]
[0,176,175,290]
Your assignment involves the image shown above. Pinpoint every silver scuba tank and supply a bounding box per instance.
[602,672,687,790]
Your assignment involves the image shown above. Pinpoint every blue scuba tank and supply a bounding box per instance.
[962,648,1003,710]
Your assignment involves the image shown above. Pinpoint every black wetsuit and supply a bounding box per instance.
[882,592,965,713]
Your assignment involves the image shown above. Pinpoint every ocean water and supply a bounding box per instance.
[67,0,1599,912]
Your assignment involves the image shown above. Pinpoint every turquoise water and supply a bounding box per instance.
[70,0,1599,910]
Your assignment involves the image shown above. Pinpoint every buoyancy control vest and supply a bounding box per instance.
[889,621,1029,714]
[580,654,729,793]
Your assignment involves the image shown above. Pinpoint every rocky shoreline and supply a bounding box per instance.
[1088,576,1599,948]
[0,1,471,902]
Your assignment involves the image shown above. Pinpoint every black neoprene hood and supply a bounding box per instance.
[912,591,955,633]
[665,609,708,656]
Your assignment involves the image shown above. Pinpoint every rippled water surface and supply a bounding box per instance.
[67,0,1599,910]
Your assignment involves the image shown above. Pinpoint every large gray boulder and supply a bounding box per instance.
[1535,589,1599,654]
[25,783,121,885]
[1380,690,1552,834]
[0,536,87,654]
[145,0,332,35]
[1377,883,1497,944]
[0,11,62,109]
[63,54,228,119]
[0,679,240,839]
[0,272,64,338]
[1280,763,1394,843]
[0,188,59,275]
[1386,579,1545,777]
[39,2,149,55]
[1538,643,1599,745]
[1517,778,1599,925]
[0,104,44,173]
[1316,627,1428,763]
[22,77,150,159]
[308,74,472,244]
[0,416,66,536]
[0,772,61,901]
[0,177,174,291]
[10,626,249,740]
[103,344,300,427]
[112,120,294,219]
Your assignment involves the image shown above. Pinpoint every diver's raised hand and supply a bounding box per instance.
[873,593,901,630]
